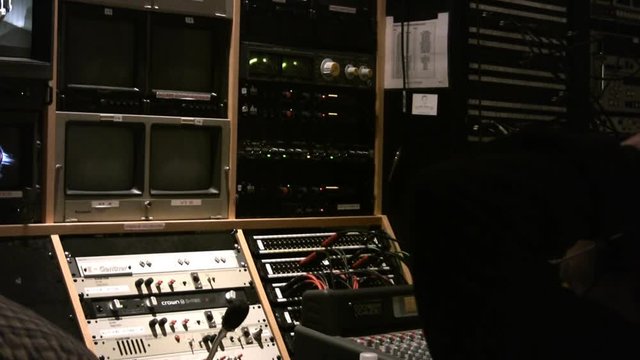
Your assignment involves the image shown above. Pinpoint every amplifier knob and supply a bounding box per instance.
[225,290,237,301]
[109,299,123,312]
[359,66,373,81]
[135,278,144,289]
[345,64,359,79]
[321,58,341,79]
[145,296,158,309]
[159,317,168,328]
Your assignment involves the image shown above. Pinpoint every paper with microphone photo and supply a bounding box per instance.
[384,13,449,89]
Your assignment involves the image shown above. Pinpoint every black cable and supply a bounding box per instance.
[495,17,568,127]
[387,0,409,185]
[400,0,408,93]
[351,269,395,286]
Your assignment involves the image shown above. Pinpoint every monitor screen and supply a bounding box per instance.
[149,22,213,92]
[65,122,143,194]
[0,0,32,59]
[64,6,136,88]
[0,127,22,189]
[150,124,220,194]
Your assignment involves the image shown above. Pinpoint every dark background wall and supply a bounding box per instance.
[382,0,640,246]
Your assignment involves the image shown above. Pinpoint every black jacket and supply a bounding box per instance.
[409,130,640,360]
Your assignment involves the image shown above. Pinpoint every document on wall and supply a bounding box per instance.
[384,13,449,89]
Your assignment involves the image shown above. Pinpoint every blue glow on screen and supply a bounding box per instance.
[0,145,15,179]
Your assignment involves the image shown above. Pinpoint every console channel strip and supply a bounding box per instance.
[62,232,283,360]
[243,228,410,356]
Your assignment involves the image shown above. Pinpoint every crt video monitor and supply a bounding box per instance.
[57,2,145,113]
[150,124,222,195]
[148,12,230,117]
[55,112,230,222]
[0,0,53,79]
[64,121,145,196]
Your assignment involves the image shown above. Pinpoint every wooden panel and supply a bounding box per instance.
[0,216,384,237]
[49,234,96,352]
[236,230,291,360]
[45,0,60,223]
[227,0,240,219]
[374,0,387,215]
[381,214,413,284]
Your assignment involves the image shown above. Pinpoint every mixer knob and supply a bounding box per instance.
[320,58,340,79]
[359,65,373,81]
[345,64,359,79]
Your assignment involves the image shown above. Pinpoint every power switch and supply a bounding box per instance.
[204,310,216,328]
[241,326,253,344]
[191,272,202,289]
[252,328,264,348]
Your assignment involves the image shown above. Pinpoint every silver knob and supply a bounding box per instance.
[359,66,373,81]
[321,58,340,79]
[345,64,359,79]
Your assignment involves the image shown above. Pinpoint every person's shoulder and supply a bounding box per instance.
[0,294,97,360]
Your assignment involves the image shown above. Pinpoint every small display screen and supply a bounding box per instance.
[0,0,33,58]
[281,56,313,79]
[65,122,143,194]
[393,295,419,318]
[248,51,279,76]
[150,25,213,92]
[65,9,136,88]
[0,127,22,189]
[150,124,219,194]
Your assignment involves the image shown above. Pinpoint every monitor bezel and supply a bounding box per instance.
[57,1,146,93]
[149,123,223,196]
[55,111,231,222]
[148,11,231,97]
[63,120,145,196]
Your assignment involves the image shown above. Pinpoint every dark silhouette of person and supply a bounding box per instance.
[409,128,640,359]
